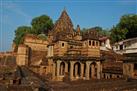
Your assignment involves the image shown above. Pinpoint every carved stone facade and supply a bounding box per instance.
[46,9,102,81]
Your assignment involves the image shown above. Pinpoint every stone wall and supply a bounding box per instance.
[24,34,48,51]
[16,45,29,66]
[53,41,68,56]
[123,63,134,78]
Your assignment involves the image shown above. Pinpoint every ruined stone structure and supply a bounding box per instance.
[16,45,29,66]
[16,34,48,66]
[112,37,137,79]
[24,34,48,51]
[100,50,124,79]
[123,53,137,79]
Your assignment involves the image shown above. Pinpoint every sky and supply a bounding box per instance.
[0,0,137,51]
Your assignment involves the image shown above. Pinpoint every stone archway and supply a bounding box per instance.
[60,62,65,76]
[74,62,81,78]
[103,74,106,79]
[89,62,97,79]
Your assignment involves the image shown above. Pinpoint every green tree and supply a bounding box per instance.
[31,15,54,35]
[110,14,137,43]
[118,14,137,38]
[13,26,32,45]
[110,26,128,43]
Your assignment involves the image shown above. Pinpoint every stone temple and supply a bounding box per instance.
[16,9,102,81]
[4,9,136,83]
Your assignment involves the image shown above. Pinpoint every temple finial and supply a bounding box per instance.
[63,6,66,11]
[76,25,81,35]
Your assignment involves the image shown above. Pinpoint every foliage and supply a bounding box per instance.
[13,14,54,46]
[118,14,137,38]
[38,34,47,40]
[91,26,110,37]
[81,26,110,37]
[13,26,32,45]
[110,26,128,43]
[31,15,54,35]
[110,14,137,43]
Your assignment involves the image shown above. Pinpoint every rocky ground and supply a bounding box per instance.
[50,79,137,91]
[0,66,51,91]
[1,66,137,91]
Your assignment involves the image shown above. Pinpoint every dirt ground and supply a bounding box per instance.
[50,79,137,91]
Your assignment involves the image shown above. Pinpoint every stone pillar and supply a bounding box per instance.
[97,62,101,79]
[100,62,102,79]
[49,59,54,73]
[40,66,43,75]
[16,45,29,66]
[60,64,63,75]
[75,64,78,77]
[91,64,95,79]
[85,61,91,80]
[70,61,75,80]
[52,62,56,80]
[56,61,61,79]
[81,63,84,79]
[65,62,68,73]
[123,63,134,79]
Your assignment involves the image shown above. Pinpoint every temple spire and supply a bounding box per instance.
[52,8,74,34]
[76,25,81,35]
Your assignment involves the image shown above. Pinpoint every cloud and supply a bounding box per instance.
[2,1,31,19]
[0,15,15,27]
[119,0,137,5]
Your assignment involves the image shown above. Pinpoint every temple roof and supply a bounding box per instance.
[52,9,74,35]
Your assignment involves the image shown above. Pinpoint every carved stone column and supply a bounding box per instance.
[65,62,68,73]
[100,62,102,79]
[91,64,95,79]
[81,63,84,79]
[60,64,63,75]
[97,62,101,79]
[52,62,56,80]
[86,61,91,80]
[56,60,61,78]
[75,64,78,77]
[70,61,75,80]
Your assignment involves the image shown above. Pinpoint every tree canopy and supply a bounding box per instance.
[118,14,137,39]
[110,14,137,43]
[110,26,128,43]
[13,26,32,45]
[31,15,54,35]
[81,26,110,37]
[13,14,54,46]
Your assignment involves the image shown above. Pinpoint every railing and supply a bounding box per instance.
[115,48,137,54]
